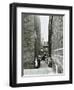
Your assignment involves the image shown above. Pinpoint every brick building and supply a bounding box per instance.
[48,15,63,56]
[22,14,41,70]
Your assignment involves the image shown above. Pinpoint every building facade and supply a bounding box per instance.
[48,15,63,73]
[48,15,63,56]
[22,14,41,70]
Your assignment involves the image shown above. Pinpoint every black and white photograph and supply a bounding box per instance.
[10,3,72,87]
[22,14,63,76]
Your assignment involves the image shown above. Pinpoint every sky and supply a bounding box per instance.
[39,16,49,42]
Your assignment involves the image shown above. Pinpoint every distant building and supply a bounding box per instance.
[42,41,48,54]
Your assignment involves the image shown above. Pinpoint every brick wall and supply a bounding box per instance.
[48,16,63,55]
[48,16,63,73]
[22,14,41,69]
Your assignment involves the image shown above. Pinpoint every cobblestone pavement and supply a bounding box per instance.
[24,61,55,76]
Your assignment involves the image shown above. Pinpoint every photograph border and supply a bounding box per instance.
[10,3,72,87]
